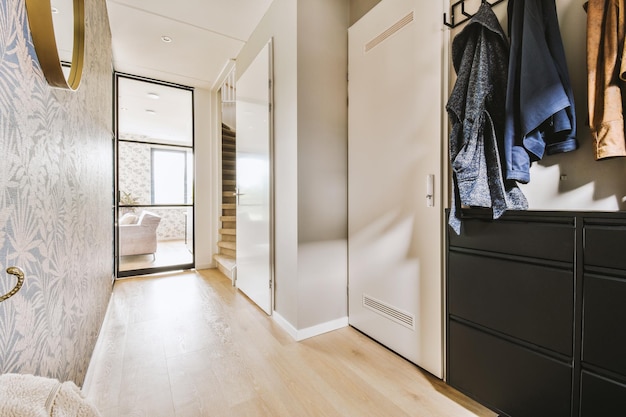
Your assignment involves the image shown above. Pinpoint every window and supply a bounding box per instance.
[151,148,188,205]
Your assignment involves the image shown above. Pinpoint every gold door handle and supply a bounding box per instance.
[1,266,25,303]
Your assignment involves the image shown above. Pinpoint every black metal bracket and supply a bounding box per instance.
[443,0,506,28]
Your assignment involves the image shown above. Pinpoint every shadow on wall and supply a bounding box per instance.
[481,0,626,211]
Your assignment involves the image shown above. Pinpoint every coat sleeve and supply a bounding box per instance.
[587,0,626,159]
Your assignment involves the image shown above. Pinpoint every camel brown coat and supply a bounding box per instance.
[587,0,626,159]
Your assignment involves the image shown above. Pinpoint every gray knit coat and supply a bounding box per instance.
[447,3,528,234]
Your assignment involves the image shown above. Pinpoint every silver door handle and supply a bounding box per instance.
[425,174,434,207]
[234,188,244,206]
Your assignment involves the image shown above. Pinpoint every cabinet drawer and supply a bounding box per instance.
[580,371,626,416]
[449,252,573,355]
[583,274,626,376]
[584,225,626,270]
[448,216,574,262]
[449,321,572,417]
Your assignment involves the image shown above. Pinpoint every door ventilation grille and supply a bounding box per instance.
[363,294,415,330]
[365,11,414,53]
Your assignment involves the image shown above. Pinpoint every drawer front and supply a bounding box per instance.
[580,371,626,416]
[449,321,572,417]
[448,217,574,262]
[584,225,626,270]
[583,275,626,376]
[449,252,573,355]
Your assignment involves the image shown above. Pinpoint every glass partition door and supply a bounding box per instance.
[115,74,194,277]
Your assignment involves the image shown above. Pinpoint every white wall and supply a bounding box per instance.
[521,0,626,209]
[237,0,300,325]
[195,88,219,269]
[448,0,626,210]
[297,0,349,329]
[237,0,349,334]
[349,0,382,25]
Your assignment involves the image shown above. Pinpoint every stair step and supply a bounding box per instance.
[217,122,239,276]
[214,254,236,271]
[218,241,236,250]
[214,254,236,281]
[220,247,236,258]
[221,235,236,243]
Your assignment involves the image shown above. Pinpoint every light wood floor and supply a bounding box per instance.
[85,269,497,417]
[119,239,193,272]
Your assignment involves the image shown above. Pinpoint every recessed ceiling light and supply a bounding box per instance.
[147,92,160,99]
[161,36,173,43]
[145,109,156,114]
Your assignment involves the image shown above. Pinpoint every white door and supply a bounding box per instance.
[235,41,273,315]
[348,0,444,377]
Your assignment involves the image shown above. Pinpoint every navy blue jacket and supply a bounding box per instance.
[504,0,578,183]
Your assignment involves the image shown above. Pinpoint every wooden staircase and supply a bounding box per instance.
[214,123,237,281]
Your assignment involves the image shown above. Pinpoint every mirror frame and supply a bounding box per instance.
[25,0,85,90]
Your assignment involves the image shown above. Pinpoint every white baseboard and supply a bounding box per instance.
[273,313,348,342]
[195,262,215,270]
[272,312,299,340]
[82,293,114,395]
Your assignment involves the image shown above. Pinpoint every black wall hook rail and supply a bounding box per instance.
[443,0,507,28]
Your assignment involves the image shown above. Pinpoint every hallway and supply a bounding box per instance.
[84,269,496,417]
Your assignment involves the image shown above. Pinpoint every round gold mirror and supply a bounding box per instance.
[25,0,85,91]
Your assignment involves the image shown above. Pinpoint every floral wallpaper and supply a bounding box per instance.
[118,141,188,240]
[118,141,151,205]
[0,0,113,385]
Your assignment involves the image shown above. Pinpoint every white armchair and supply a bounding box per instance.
[119,211,161,257]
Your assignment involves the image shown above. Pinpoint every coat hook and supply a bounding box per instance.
[1,267,25,303]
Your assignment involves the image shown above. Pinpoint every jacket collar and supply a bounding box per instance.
[452,3,508,72]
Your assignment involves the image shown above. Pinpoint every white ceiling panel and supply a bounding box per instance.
[107,2,242,89]
[108,0,273,42]
[106,0,273,89]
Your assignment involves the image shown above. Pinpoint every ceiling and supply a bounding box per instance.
[105,0,274,90]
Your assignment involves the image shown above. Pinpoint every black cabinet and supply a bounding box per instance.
[582,274,626,376]
[449,321,572,417]
[580,221,626,416]
[449,251,573,355]
[446,211,626,417]
[580,371,626,416]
